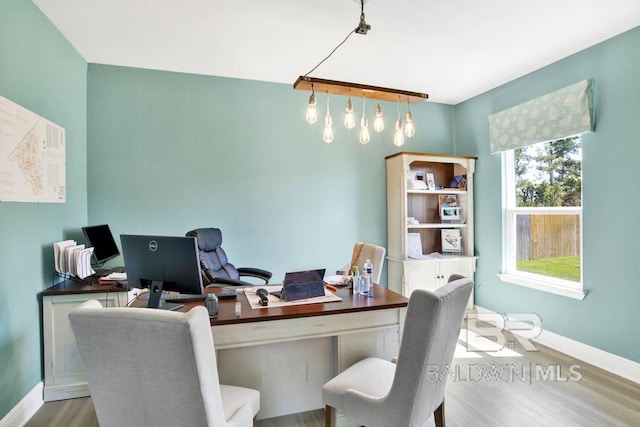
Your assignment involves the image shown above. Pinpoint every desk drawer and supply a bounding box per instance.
[212,308,403,349]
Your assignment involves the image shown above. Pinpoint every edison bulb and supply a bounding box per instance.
[373,103,384,133]
[344,97,355,129]
[359,115,370,144]
[323,113,334,143]
[305,93,317,124]
[393,118,405,146]
[404,110,415,138]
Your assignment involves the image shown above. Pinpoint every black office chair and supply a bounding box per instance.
[186,228,272,287]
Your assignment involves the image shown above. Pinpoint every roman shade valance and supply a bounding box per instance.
[489,79,594,153]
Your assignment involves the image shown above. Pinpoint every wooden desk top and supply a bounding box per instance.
[199,284,408,326]
[41,277,129,296]
[42,279,408,326]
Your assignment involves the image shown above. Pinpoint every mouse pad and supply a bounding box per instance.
[243,285,341,309]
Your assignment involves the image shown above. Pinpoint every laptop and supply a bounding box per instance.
[284,268,326,285]
[272,268,326,299]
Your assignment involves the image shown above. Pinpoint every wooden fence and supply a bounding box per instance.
[516,214,580,261]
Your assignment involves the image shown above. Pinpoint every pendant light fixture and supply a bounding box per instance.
[305,86,317,124]
[359,97,370,144]
[323,94,334,143]
[404,103,415,138]
[344,96,356,129]
[373,102,384,133]
[393,100,405,147]
[295,0,428,145]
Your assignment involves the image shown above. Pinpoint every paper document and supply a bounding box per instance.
[102,272,127,281]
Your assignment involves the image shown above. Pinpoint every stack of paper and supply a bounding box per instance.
[98,272,127,285]
[53,240,95,279]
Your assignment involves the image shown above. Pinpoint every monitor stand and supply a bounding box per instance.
[146,280,183,311]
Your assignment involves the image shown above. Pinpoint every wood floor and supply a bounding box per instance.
[26,326,640,427]
[24,399,325,427]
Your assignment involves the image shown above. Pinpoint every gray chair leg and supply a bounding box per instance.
[434,400,445,427]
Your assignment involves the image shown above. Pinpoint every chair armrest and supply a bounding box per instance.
[208,277,258,287]
[237,267,272,284]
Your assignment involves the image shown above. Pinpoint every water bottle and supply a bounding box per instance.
[362,259,373,295]
[205,293,219,317]
[353,266,361,295]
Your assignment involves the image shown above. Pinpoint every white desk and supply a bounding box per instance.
[208,285,408,420]
[41,279,133,401]
[41,282,408,421]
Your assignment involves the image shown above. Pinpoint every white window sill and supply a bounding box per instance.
[498,273,587,300]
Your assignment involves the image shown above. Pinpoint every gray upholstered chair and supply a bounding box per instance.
[322,276,473,427]
[186,228,272,286]
[344,242,386,284]
[69,300,260,427]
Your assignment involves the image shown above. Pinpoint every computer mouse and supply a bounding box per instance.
[256,288,269,306]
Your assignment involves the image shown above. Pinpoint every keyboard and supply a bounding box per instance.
[163,290,238,303]
[214,290,237,300]
[163,294,207,303]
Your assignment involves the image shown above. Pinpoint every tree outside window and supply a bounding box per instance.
[506,137,582,285]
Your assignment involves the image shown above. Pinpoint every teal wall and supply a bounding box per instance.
[0,0,87,419]
[455,26,640,363]
[3,0,639,419]
[87,64,456,283]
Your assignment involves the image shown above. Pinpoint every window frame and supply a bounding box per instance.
[499,149,586,300]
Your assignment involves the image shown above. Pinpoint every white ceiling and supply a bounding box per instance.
[33,0,640,105]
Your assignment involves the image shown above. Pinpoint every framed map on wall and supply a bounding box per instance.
[0,95,66,203]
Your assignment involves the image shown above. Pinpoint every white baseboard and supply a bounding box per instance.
[0,382,44,427]
[534,328,640,384]
[474,305,640,385]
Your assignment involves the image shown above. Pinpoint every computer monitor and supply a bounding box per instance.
[82,224,120,266]
[120,234,204,310]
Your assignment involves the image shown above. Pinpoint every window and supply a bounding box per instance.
[500,137,585,300]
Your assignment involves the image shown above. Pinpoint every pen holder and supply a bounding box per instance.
[205,294,218,317]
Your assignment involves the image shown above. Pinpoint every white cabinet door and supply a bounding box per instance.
[401,257,476,309]
[403,260,439,294]
[437,258,476,308]
[438,258,474,286]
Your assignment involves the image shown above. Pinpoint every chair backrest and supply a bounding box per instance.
[69,301,227,427]
[349,242,386,284]
[186,228,239,284]
[384,276,473,427]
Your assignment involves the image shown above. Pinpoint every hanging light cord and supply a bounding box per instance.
[369,31,413,90]
[303,29,356,77]
[304,0,368,77]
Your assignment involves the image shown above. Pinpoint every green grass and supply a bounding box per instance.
[516,256,581,282]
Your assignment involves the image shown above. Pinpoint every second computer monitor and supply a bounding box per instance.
[120,234,204,309]
[82,224,120,265]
